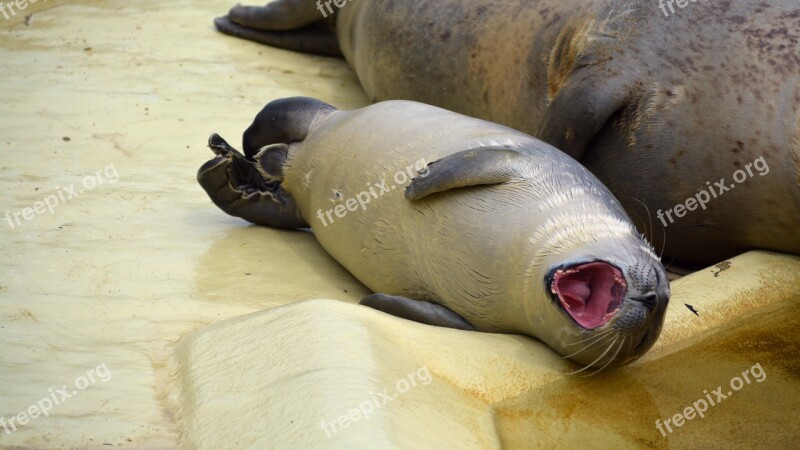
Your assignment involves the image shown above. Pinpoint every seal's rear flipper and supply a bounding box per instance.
[405,147,529,200]
[214,0,341,57]
[253,143,290,181]
[214,17,341,57]
[360,294,475,331]
[226,2,323,30]
[198,98,337,227]
[197,134,307,228]
[242,97,337,157]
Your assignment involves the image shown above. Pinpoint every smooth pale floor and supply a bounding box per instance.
[0,2,798,449]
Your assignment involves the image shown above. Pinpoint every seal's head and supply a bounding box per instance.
[526,213,670,372]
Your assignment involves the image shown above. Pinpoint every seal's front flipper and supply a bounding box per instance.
[536,77,631,161]
[360,293,475,331]
[405,147,528,200]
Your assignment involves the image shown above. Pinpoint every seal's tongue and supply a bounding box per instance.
[552,262,627,329]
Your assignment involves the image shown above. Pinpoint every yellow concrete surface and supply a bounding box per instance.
[173,251,800,449]
[0,1,798,449]
[1,1,369,447]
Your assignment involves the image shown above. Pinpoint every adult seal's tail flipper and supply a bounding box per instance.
[214,0,341,56]
[197,97,336,228]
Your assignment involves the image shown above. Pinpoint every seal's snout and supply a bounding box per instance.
[551,262,627,330]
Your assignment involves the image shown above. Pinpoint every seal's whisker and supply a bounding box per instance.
[654,213,668,262]
[562,332,616,358]
[625,333,635,356]
[632,197,653,243]
[562,331,616,359]
[628,199,652,243]
[568,333,620,375]
[569,334,619,375]
[583,335,627,376]
[631,197,668,261]
[565,329,613,346]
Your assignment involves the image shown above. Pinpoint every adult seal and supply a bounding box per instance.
[214,0,800,266]
[196,97,670,370]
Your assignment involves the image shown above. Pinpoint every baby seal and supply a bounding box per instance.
[196,97,670,370]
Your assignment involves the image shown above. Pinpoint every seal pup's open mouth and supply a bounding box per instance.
[551,262,627,329]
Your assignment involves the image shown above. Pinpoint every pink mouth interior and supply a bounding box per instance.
[551,262,627,330]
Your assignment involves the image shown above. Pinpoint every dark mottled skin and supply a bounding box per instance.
[216,0,800,265]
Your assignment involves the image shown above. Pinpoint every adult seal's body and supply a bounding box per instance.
[214,0,800,266]
[196,97,670,370]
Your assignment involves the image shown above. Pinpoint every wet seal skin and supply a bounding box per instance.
[213,0,800,266]
[197,97,670,371]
